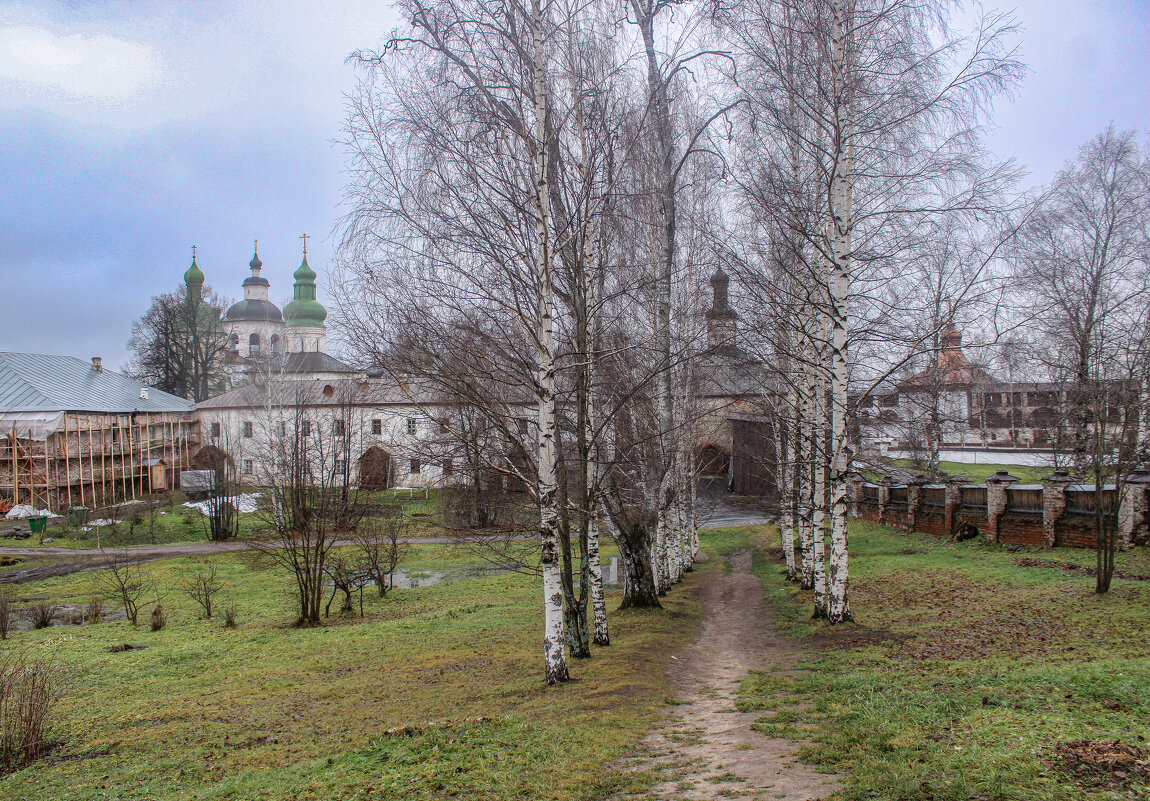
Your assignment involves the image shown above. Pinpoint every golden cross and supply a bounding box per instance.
[191,244,197,261]
[300,233,309,257]
[253,238,259,255]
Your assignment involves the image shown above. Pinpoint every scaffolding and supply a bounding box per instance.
[1,411,198,512]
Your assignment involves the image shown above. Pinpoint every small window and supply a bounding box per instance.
[249,333,260,356]
[334,419,346,437]
[372,418,382,435]
[210,422,221,438]
[270,334,281,355]
[438,419,449,434]
[517,419,528,437]
[301,421,311,437]
[335,458,346,475]
[442,458,453,476]
[278,421,286,437]
[410,458,421,475]
[407,418,417,436]
[242,421,253,438]
[243,459,253,475]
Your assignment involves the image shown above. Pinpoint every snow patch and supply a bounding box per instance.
[184,492,261,515]
[4,505,60,519]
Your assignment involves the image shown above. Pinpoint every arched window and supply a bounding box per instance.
[249,332,261,356]
[270,334,281,355]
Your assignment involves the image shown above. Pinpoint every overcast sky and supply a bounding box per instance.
[1,0,1147,370]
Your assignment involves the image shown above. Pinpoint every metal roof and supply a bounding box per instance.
[0,353,195,415]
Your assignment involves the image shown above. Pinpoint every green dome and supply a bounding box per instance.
[183,256,205,287]
[284,256,327,327]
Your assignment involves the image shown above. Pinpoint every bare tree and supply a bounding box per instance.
[1013,126,1150,476]
[179,558,224,619]
[353,511,410,597]
[93,548,159,626]
[248,380,365,625]
[719,0,1021,622]
[125,272,230,402]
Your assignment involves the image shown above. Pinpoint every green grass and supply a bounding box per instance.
[23,489,451,550]
[871,458,1054,484]
[0,539,701,800]
[736,519,1150,801]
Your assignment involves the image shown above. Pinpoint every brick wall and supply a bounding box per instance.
[915,506,950,537]
[997,512,1047,547]
[1055,515,1099,548]
[846,474,1150,549]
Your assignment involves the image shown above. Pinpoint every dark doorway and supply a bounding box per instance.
[359,446,393,490]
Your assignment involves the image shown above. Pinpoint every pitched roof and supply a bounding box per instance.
[196,374,444,411]
[897,324,996,390]
[0,353,195,414]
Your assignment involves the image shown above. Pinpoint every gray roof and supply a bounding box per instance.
[197,375,445,411]
[272,351,358,374]
[223,298,283,323]
[0,353,195,414]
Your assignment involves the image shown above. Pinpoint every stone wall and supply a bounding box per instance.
[846,468,1150,549]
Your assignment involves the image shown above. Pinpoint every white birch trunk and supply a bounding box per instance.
[529,0,568,682]
[811,348,829,618]
[775,399,797,580]
[797,313,815,590]
[826,0,854,624]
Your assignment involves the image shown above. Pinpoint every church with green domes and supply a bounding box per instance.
[184,239,356,388]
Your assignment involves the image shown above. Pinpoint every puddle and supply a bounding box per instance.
[385,557,621,589]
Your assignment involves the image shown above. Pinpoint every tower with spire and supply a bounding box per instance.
[283,234,328,354]
[222,242,285,365]
[184,246,205,304]
[705,266,739,352]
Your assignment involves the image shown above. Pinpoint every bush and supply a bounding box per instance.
[149,604,167,632]
[0,655,61,771]
[0,592,11,640]
[30,602,56,630]
[223,605,238,628]
[85,596,103,624]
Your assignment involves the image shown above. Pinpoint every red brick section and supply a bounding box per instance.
[845,470,1150,549]
[997,513,1047,547]
[986,470,1020,543]
[1054,515,1097,548]
[1042,470,1075,547]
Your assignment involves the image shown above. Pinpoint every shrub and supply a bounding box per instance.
[179,559,223,619]
[0,592,11,640]
[30,602,56,630]
[0,655,61,771]
[85,596,104,624]
[223,605,238,628]
[149,604,167,632]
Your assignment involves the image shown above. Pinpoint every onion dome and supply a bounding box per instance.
[284,252,327,327]
[183,253,205,289]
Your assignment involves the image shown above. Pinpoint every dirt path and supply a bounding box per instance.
[615,550,840,800]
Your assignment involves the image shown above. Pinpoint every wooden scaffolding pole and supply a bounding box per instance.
[85,414,95,508]
[117,416,127,501]
[127,414,137,501]
[44,435,51,510]
[10,424,17,506]
[76,416,85,509]
[98,415,107,506]
[63,415,72,509]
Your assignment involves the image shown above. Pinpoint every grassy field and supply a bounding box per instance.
[0,539,698,801]
[736,520,1150,801]
[17,488,448,550]
[870,458,1055,484]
